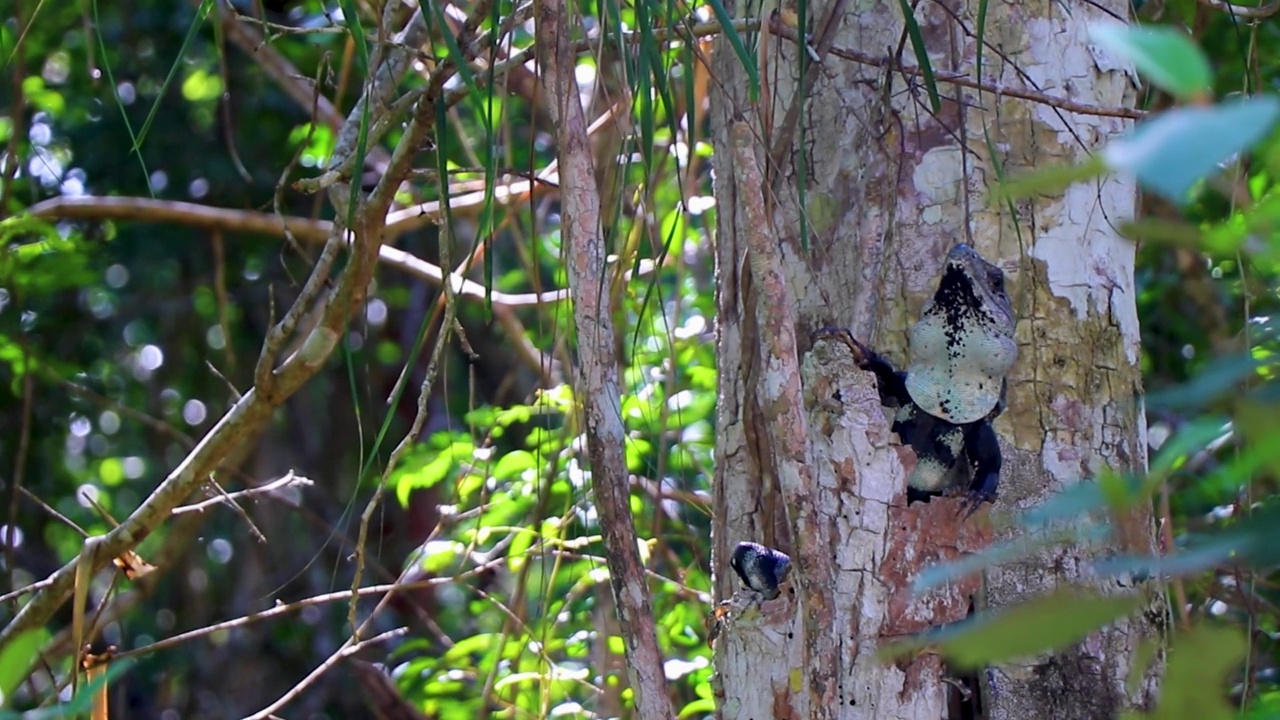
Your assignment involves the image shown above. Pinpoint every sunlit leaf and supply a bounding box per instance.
[1102,96,1280,204]
[1089,24,1212,100]
[0,628,48,708]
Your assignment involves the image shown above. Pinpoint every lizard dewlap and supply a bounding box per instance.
[905,244,1018,424]
[815,243,1018,517]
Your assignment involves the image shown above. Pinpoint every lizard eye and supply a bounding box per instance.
[988,270,1005,294]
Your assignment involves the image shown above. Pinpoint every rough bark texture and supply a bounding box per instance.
[710,0,1166,717]
[534,0,677,716]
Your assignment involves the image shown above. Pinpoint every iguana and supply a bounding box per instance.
[818,244,1018,517]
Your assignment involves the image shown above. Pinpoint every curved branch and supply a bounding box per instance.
[24,195,568,307]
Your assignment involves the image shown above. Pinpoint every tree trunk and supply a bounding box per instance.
[709,0,1166,717]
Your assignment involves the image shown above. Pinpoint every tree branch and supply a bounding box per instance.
[0,7,430,657]
[766,14,1145,120]
[24,194,568,307]
[534,0,676,715]
[729,117,838,718]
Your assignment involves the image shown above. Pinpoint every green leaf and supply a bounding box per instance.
[991,155,1109,202]
[1101,96,1280,204]
[703,0,758,101]
[0,628,48,707]
[880,589,1143,668]
[493,450,537,481]
[898,0,941,114]
[1089,24,1212,100]
[407,540,467,575]
[1092,534,1249,582]
[912,532,1063,594]
[1144,625,1246,720]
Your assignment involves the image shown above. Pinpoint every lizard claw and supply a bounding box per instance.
[812,326,874,367]
[955,473,998,519]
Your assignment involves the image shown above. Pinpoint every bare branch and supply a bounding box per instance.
[535,0,676,714]
[169,471,314,516]
[766,14,1145,120]
[0,6,430,657]
[24,194,568,307]
[1196,0,1280,18]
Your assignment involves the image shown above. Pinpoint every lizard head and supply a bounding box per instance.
[905,244,1019,423]
[934,244,1015,333]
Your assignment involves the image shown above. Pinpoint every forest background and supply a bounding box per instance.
[3,0,1280,718]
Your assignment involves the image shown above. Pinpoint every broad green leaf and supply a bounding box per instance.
[1102,96,1280,203]
[1143,625,1246,720]
[0,628,48,708]
[912,532,1062,594]
[881,589,1143,668]
[1091,535,1247,581]
[1089,24,1211,100]
[1145,351,1265,410]
[991,155,1109,202]
[407,540,467,575]
[494,450,537,481]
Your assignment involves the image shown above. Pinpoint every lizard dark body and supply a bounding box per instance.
[820,244,1018,516]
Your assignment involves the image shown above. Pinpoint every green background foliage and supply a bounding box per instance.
[3,0,1280,717]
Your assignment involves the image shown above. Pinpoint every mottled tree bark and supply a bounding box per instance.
[709,0,1166,717]
[535,0,677,716]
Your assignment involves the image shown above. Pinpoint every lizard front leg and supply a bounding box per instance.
[812,327,910,408]
[957,420,1001,518]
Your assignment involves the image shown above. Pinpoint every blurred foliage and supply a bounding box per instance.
[5,0,1280,718]
[1,0,723,716]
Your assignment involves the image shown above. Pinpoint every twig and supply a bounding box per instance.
[1196,0,1280,18]
[170,471,314,516]
[112,558,503,663]
[249,628,408,718]
[767,15,1145,120]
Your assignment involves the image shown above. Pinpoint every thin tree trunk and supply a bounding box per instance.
[535,0,677,716]
[709,0,1166,716]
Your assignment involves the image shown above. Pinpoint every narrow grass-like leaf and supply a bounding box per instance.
[133,0,214,153]
[705,0,759,101]
[897,0,941,114]
[337,0,372,225]
[92,0,151,192]
[3,0,48,70]
[974,0,988,94]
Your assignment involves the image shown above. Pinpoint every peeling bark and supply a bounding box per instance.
[710,0,1165,717]
[534,0,676,716]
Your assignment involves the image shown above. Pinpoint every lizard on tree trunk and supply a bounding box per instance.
[819,243,1018,517]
